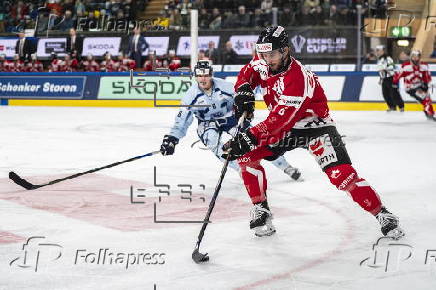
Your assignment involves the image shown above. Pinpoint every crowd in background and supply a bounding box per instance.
[0,0,148,33]
[0,0,392,33]
[165,0,386,30]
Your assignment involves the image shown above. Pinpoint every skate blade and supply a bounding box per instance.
[386,228,405,240]
[254,228,276,237]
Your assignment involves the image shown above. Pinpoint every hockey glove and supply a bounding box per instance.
[234,84,255,121]
[221,130,257,161]
[160,135,179,156]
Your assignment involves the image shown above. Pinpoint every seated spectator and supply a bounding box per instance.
[253,8,269,28]
[198,49,209,62]
[209,8,222,29]
[261,0,273,13]
[303,0,320,10]
[430,43,436,58]
[221,41,238,65]
[278,6,295,27]
[205,41,220,65]
[236,6,251,28]
[56,10,75,31]
[169,9,182,30]
[199,8,210,29]
[81,54,100,72]
[313,6,325,26]
[222,10,238,29]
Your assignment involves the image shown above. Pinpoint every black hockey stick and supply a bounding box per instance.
[192,113,246,264]
[9,150,161,190]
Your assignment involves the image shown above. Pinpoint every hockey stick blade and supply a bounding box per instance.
[9,171,39,190]
[192,248,209,264]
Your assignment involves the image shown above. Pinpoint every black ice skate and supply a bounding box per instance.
[376,207,405,240]
[250,201,276,237]
[284,166,302,181]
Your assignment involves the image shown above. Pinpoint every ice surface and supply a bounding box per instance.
[0,106,435,290]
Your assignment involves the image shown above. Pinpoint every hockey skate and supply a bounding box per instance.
[376,207,405,240]
[284,166,302,181]
[250,201,276,237]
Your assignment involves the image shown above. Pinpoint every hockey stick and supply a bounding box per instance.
[192,112,246,264]
[9,150,161,190]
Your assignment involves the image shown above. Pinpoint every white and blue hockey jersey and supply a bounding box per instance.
[169,77,236,140]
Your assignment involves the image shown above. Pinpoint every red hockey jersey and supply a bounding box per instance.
[235,56,333,146]
[393,61,432,90]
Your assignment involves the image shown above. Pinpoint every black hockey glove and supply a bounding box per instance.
[234,84,255,121]
[421,83,429,92]
[160,135,179,156]
[221,130,257,161]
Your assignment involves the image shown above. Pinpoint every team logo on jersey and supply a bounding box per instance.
[272,77,285,96]
[278,95,303,108]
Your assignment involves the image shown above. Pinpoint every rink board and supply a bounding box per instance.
[0,71,433,111]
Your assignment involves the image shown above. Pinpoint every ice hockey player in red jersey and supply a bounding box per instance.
[100,53,116,72]
[49,53,63,72]
[26,54,44,72]
[81,54,100,72]
[13,54,25,72]
[0,54,6,72]
[222,26,405,239]
[393,50,435,121]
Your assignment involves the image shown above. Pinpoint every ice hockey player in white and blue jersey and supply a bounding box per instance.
[160,60,302,180]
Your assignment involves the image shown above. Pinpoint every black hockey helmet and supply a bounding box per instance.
[256,26,289,54]
[194,60,213,77]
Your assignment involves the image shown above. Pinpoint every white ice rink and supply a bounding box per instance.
[1,106,436,290]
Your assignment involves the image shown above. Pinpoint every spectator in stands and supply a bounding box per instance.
[222,10,238,29]
[430,43,436,58]
[304,0,320,9]
[169,9,182,30]
[128,27,149,68]
[246,0,261,13]
[15,32,31,61]
[253,8,269,28]
[198,8,210,29]
[261,0,273,13]
[66,28,83,58]
[56,10,75,31]
[237,5,251,28]
[221,41,238,65]
[205,41,220,65]
[198,49,209,62]
[278,6,295,27]
[297,6,313,26]
[81,54,100,72]
[313,6,325,26]
[27,54,43,72]
[209,8,222,29]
